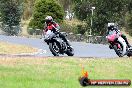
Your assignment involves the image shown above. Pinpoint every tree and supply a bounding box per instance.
[28,0,64,34]
[57,0,72,11]
[74,1,92,21]
[126,0,132,35]
[74,0,129,35]
[0,0,23,35]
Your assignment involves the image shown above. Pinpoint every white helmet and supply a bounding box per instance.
[108,23,115,30]
[45,16,53,24]
[108,23,115,27]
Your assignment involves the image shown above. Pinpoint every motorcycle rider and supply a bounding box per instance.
[107,23,131,48]
[44,16,71,47]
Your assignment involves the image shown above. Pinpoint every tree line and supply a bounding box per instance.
[0,0,132,36]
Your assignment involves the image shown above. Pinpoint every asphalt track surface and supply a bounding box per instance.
[0,35,118,58]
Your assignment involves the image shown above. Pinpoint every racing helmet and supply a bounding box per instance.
[107,23,115,30]
[45,16,53,24]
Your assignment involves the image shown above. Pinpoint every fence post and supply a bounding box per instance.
[36,29,41,35]
[76,34,82,42]
[88,35,92,43]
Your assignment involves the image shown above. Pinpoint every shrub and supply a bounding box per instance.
[28,0,64,34]
[74,24,87,34]
[0,0,23,35]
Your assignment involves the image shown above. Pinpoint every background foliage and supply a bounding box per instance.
[73,0,131,35]
[28,0,64,34]
[0,0,23,35]
[0,0,132,36]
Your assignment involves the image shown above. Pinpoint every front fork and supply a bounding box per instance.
[109,42,121,50]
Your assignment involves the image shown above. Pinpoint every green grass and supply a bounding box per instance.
[0,57,132,88]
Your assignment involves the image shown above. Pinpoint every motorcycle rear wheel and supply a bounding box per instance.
[66,46,74,56]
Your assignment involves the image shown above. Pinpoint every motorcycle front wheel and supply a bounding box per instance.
[113,43,124,57]
[49,42,60,56]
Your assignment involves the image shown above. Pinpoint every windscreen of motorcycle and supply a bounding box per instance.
[45,30,55,39]
[107,30,117,42]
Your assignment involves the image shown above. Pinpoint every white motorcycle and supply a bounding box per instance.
[106,30,132,57]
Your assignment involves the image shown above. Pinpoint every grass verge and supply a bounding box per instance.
[0,41,38,54]
[0,57,131,88]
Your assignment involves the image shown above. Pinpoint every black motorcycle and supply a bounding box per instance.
[44,30,74,56]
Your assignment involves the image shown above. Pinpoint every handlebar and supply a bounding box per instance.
[51,24,60,32]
